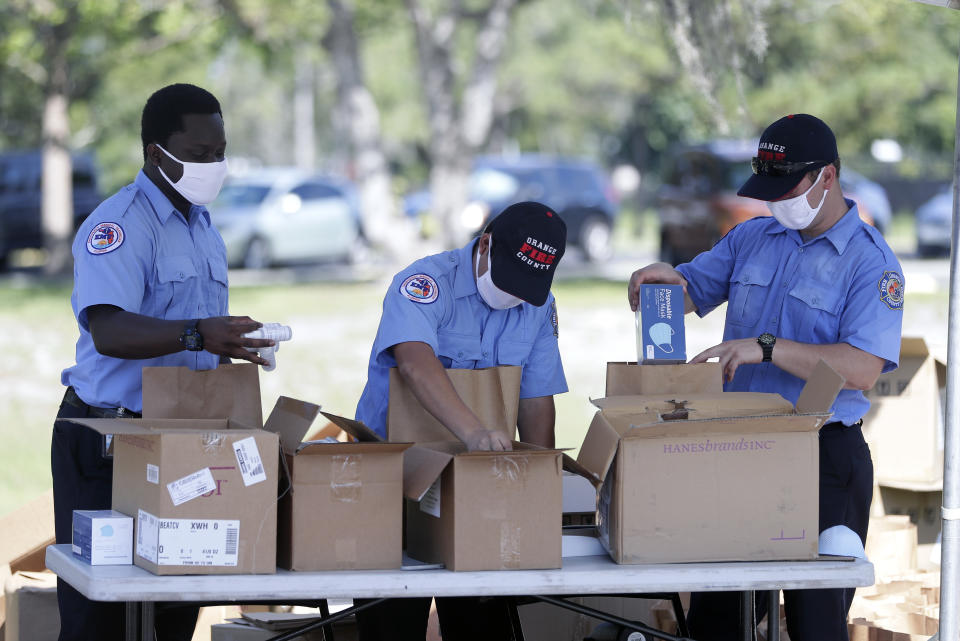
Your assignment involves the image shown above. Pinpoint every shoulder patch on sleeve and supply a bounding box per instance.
[878,270,904,310]
[86,222,125,255]
[400,273,439,304]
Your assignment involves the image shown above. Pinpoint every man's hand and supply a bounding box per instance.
[627,262,688,312]
[197,316,272,366]
[464,429,513,452]
[689,338,763,383]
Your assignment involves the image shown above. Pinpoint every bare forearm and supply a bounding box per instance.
[88,307,187,359]
[517,396,555,448]
[772,340,884,390]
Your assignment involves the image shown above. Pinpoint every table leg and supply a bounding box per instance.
[767,590,780,641]
[124,602,140,641]
[741,590,755,641]
[141,601,155,641]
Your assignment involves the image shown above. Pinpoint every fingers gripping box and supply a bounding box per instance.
[637,284,685,364]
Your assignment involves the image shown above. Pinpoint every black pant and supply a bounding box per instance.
[686,422,873,641]
[355,596,517,641]
[52,391,199,641]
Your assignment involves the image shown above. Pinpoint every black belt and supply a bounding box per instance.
[820,419,862,432]
[62,386,141,419]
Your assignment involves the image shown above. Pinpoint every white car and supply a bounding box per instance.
[210,168,363,269]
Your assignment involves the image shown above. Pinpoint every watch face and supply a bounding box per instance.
[758,333,775,346]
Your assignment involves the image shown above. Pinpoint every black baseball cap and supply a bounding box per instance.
[737,114,839,201]
[484,201,566,307]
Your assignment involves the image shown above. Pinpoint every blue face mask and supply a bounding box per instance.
[648,322,675,353]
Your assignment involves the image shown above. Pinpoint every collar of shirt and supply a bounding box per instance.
[134,170,211,228]
[765,197,860,254]
[452,238,480,299]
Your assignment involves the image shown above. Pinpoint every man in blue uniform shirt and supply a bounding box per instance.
[54,83,273,641]
[355,201,568,640]
[627,114,903,641]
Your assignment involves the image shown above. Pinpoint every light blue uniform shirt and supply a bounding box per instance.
[61,170,229,412]
[676,201,904,425]
[356,239,568,437]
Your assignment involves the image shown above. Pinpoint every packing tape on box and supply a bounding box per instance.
[942,506,960,521]
[330,454,362,503]
[201,432,226,452]
[500,522,521,569]
[492,455,529,488]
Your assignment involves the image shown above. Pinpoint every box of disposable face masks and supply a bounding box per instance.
[72,510,133,565]
[637,284,686,364]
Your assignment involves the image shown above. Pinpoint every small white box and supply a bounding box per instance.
[71,510,133,565]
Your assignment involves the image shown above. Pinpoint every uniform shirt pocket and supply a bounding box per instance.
[207,257,229,315]
[787,279,843,341]
[497,339,533,366]
[437,330,482,368]
[727,261,775,327]
[153,255,200,318]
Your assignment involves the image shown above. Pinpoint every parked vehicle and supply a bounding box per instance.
[0,150,101,267]
[210,168,363,269]
[656,140,889,264]
[404,155,620,262]
[914,187,952,257]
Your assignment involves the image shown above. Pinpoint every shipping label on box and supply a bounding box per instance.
[71,509,133,565]
[637,285,685,364]
[136,509,239,567]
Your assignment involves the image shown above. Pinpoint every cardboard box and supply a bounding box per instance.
[637,284,686,363]
[863,337,946,491]
[71,509,133,565]
[605,362,721,397]
[876,487,942,547]
[577,360,844,564]
[267,397,411,570]
[387,366,521,442]
[3,571,59,641]
[58,364,280,575]
[0,491,54,574]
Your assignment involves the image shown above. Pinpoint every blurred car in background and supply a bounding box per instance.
[914,187,952,257]
[210,168,363,269]
[404,154,620,262]
[0,150,101,268]
[656,140,890,264]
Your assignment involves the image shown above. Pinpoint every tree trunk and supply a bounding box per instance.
[324,0,405,257]
[293,53,317,171]
[42,44,74,277]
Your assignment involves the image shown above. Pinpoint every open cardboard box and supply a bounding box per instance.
[863,337,946,491]
[57,364,279,575]
[576,360,845,564]
[267,397,411,571]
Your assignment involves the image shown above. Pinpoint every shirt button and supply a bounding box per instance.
[771,318,778,324]
[798,247,804,253]
[482,351,488,358]
[458,351,463,358]
[178,272,184,279]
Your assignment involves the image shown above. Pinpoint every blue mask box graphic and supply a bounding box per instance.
[637,284,686,364]
[72,509,133,565]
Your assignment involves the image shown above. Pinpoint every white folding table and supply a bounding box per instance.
[46,544,874,641]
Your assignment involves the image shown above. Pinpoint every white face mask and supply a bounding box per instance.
[766,167,827,230]
[155,144,229,206]
[476,240,524,310]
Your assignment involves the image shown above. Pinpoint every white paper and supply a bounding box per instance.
[155,518,240,566]
[232,437,266,486]
[166,467,216,506]
[146,464,159,485]
[419,477,441,518]
[136,509,160,564]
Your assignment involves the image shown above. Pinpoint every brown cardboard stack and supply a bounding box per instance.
[385,365,564,571]
[58,364,280,575]
[575,360,843,564]
[268,397,411,570]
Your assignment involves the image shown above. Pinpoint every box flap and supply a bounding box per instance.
[795,360,845,414]
[263,396,321,455]
[576,411,621,482]
[562,453,601,488]
[142,363,263,428]
[0,491,54,572]
[319,411,384,443]
[900,336,930,359]
[622,412,830,438]
[592,392,796,419]
[388,365,521,442]
[294,441,412,456]
[605,362,722,396]
[454,441,562,458]
[402,445,455,501]
[55,417,252,435]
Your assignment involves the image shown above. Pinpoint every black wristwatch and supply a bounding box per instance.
[757,332,776,363]
[179,319,204,352]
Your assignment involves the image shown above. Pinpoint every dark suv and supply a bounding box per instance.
[656,140,886,264]
[0,150,102,267]
[405,154,620,262]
